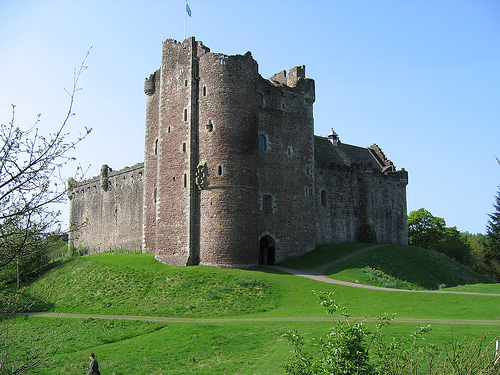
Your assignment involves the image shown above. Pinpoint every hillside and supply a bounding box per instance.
[7,244,500,374]
[281,244,493,290]
[27,253,285,317]
[25,243,496,318]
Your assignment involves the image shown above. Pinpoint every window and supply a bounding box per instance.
[259,134,267,151]
[183,173,187,188]
[182,142,187,153]
[262,195,273,213]
[321,190,327,207]
[258,93,264,108]
[206,120,213,132]
[217,165,223,176]
[154,139,159,155]
[203,85,207,96]
[184,109,188,122]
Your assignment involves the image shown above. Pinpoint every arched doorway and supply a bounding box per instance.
[259,236,275,265]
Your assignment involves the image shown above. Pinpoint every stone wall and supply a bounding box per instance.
[257,67,317,264]
[68,163,144,252]
[314,138,408,245]
[198,50,260,267]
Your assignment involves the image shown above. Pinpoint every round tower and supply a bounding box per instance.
[198,51,260,267]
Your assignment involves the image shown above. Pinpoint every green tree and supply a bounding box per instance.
[485,187,500,279]
[408,208,472,266]
[408,208,447,250]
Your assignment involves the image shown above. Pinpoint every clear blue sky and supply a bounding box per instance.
[1,0,499,234]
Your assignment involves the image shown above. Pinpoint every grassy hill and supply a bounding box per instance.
[281,243,494,290]
[4,243,500,374]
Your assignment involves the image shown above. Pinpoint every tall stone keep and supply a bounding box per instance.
[68,37,409,268]
[143,38,261,267]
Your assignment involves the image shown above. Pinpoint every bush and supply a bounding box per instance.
[283,291,500,374]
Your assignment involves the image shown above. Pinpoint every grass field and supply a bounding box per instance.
[2,243,500,374]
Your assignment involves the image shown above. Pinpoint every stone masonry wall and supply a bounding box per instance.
[198,51,260,267]
[68,163,144,252]
[257,68,317,264]
[315,160,408,245]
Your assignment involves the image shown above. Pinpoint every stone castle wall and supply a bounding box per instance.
[315,159,408,245]
[198,50,260,267]
[257,67,317,264]
[68,163,144,252]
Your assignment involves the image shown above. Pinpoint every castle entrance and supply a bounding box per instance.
[259,236,275,265]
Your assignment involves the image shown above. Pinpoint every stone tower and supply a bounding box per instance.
[143,37,261,267]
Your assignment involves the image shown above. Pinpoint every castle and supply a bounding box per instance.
[68,37,408,268]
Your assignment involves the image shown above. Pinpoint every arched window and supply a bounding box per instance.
[259,134,267,151]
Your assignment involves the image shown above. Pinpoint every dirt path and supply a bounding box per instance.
[267,245,500,297]
[20,312,500,325]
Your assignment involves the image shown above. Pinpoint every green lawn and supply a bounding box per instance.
[3,245,499,374]
[320,245,493,290]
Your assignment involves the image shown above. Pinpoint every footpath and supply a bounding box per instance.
[267,244,500,297]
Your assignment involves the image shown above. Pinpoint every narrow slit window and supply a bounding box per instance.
[321,190,327,207]
[184,109,188,122]
[203,85,207,96]
[183,173,187,188]
[182,142,187,153]
[259,134,267,151]
[154,139,159,155]
[258,93,263,108]
[217,165,223,176]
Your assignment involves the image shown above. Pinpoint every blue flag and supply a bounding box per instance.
[186,2,192,17]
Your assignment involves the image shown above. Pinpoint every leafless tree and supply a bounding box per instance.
[0,49,92,374]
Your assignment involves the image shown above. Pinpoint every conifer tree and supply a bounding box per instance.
[485,187,500,274]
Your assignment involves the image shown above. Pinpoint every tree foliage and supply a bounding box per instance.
[408,208,472,265]
[484,187,500,279]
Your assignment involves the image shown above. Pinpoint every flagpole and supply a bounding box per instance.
[184,0,187,40]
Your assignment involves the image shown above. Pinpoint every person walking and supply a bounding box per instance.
[87,353,100,375]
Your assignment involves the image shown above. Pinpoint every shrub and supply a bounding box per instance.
[283,291,500,375]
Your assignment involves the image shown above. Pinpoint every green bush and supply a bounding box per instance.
[284,291,500,375]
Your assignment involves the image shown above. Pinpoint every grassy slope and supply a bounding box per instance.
[321,244,493,290]
[6,244,500,374]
